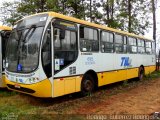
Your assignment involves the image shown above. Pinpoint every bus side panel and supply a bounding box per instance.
[53,76,78,97]
[145,65,156,75]
[53,79,65,97]
[126,68,138,79]
[75,76,82,92]
[98,69,127,86]
[64,78,76,95]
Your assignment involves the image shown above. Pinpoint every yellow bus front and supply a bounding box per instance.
[5,13,54,97]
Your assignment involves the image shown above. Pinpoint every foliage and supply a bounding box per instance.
[0,0,155,35]
[0,1,22,26]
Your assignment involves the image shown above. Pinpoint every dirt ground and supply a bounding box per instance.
[1,72,160,119]
[73,78,160,115]
[37,74,160,117]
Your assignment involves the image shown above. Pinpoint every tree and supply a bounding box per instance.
[102,0,120,28]
[152,0,157,48]
[114,0,151,35]
[84,0,103,23]
[65,0,85,19]
[0,1,22,26]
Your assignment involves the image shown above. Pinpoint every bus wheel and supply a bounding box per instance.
[81,74,95,96]
[138,67,144,80]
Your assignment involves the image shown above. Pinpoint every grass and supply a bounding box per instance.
[0,70,160,119]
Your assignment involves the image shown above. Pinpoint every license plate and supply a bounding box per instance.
[14,84,21,88]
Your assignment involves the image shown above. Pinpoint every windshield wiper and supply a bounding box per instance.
[22,24,36,43]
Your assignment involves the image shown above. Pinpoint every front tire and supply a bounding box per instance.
[81,74,95,96]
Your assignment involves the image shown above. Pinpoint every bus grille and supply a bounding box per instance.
[7,84,35,93]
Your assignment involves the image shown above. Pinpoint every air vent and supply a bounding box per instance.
[69,66,76,75]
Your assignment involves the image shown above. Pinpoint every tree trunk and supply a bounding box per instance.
[152,0,156,48]
[90,0,92,22]
[128,0,132,33]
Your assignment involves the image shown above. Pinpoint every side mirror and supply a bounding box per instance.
[60,29,65,39]
[53,23,66,40]
[1,31,11,38]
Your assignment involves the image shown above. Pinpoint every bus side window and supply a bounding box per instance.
[101,31,114,53]
[114,34,124,53]
[80,26,99,52]
[128,37,137,54]
[145,41,152,54]
[54,27,78,73]
[42,25,51,78]
[137,39,145,54]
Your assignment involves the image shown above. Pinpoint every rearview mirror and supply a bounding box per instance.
[1,31,11,38]
[60,29,65,39]
[53,23,66,40]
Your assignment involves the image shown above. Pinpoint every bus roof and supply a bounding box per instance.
[0,26,12,31]
[19,12,153,41]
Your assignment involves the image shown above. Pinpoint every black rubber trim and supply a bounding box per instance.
[7,84,35,93]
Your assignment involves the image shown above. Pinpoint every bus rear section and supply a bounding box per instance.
[0,26,11,88]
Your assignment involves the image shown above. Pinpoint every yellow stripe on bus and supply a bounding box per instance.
[0,26,12,31]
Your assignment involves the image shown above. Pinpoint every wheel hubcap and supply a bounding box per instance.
[84,80,93,91]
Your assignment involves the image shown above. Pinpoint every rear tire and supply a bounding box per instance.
[139,67,144,80]
[81,74,95,96]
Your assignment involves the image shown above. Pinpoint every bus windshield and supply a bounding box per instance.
[6,14,48,73]
[6,26,44,73]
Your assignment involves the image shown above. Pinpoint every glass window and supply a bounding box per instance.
[101,42,114,53]
[101,31,114,53]
[146,41,151,48]
[138,39,145,47]
[114,34,124,53]
[128,37,137,53]
[42,25,51,77]
[138,47,145,54]
[115,44,123,53]
[115,34,123,44]
[54,27,78,73]
[146,48,152,54]
[101,31,113,42]
[54,29,77,51]
[128,37,137,46]
[137,39,145,54]
[145,41,152,54]
[80,26,98,40]
[80,26,99,52]
[124,36,127,45]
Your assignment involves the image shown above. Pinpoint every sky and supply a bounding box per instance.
[0,0,159,40]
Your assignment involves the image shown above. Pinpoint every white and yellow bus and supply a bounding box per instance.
[5,12,156,97]
[0,26,11,88]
